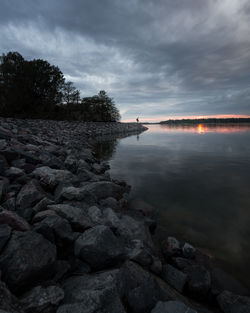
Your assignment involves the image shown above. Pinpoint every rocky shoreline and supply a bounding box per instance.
[0,118,249,313]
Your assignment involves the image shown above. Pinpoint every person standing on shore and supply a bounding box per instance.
[136,117,139,123]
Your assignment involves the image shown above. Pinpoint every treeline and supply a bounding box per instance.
[160,118,250,124]
[0,51,120,121]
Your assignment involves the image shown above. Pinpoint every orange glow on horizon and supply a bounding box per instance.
[122,114,250,123]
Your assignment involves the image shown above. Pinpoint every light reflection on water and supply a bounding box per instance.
[95,124,250,288]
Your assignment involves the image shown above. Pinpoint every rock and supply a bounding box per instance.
[0,231,56,291]
[77,159,91,172]
[21,285,64,313]
[150,257,163,275]
[128,277,163,313]
[32,210,58,223]
[182,243,196,259]
[31,197,55,215]
[173,257,196,270]
[0,209,30,231]
[0,177,9,202]
[217,290,250,313]
[127,239,153,267]
[5,167,25,180]
[162,237,181,258]
[100,197,120,210]
[184,265,211,300]
[0,224,11,252]
[0,127,13,140]
[102,207,120,229]
[64,155,78,173]
[0,279,22,313]
[53,260,71,282]
[1,197,16,211]
[58,186,96,204]
[86,206,102,223]
[83,181,125,200]
[151,300,197,313]
[0,155,8,175]
[11,148,41,165]
[34,215,75,247]
[162,264,187,293]
[75,225,125,269]
[48,204,93,232]
[32,166,74,189]
[16,180,44,218]
[72,259,91,275]
[58,269,126,313]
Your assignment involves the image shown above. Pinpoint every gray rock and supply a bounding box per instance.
[77,159,91,171]
[127,239,153,267]
[182,242,196,259]
[151,300,197,313]
[16,180,44,217]
[58,186,96,204]
[58,269,126,313]
[21,285,64,313]
[0,231,56,291]
[162,237,181,258]
[217,290,250,313]
[75,225,125,269]
[32,166,74,189]
[64,155,78,173]
[48,204,93,232]
[162,264,187,293]
[5,167,25,180]
[83,181,125,200]
[100,197,120,210]
[34,215,75,247]
[86,206,102,224]
[0,177,9,202]
[102,207,120,229]
[0,279,23,313]
[32,210,58,223]
[0,209,30,231]
[184,265,211,300]
[128,277,162,313]
[173,257,195,270]
[1,197,16,211]
[0,224,11,252]
[31,197,55,215]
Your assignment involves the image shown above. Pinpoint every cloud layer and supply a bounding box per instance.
[1,0,250,121]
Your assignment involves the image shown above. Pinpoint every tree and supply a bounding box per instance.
[0,51,65,117]
[62,81,80,105]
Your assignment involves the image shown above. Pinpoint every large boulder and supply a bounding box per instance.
[217,290,250,313]
[75,225,125,269]
[48,204,93,232]
[0,231,56,291]
[32,166,74,189]
[16,180,44,219]
[127,277,163,313]
[0,224,11,252]
[83,181,125,200]
[184,265,211,300]
[21,285,64,313]
[57,270,126,313]
[162,264,187,293]
[0,209,30,231]
[151,300,197,313]
[58,186,96,204]
[33,215,75,248]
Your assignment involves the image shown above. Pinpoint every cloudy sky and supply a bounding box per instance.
[1,0,250,121]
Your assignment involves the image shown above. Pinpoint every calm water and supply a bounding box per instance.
[96,124,250,287]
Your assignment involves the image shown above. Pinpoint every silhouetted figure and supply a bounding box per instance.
[136,117,139,123]
[137,134,140,141]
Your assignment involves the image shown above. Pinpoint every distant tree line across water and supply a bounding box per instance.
[160,118,250,124]
[0,51,120,122]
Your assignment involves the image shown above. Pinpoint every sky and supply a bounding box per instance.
[0,0,250,122]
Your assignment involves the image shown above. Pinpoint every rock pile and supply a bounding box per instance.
[0,117,249,313]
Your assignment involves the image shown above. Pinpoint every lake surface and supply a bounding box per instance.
[95,124,250,287]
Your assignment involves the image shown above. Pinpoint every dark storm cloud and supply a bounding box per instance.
[0,0,250,120]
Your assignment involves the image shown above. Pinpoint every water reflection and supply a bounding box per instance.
[154,123,250,134]
[95,123,250,288]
